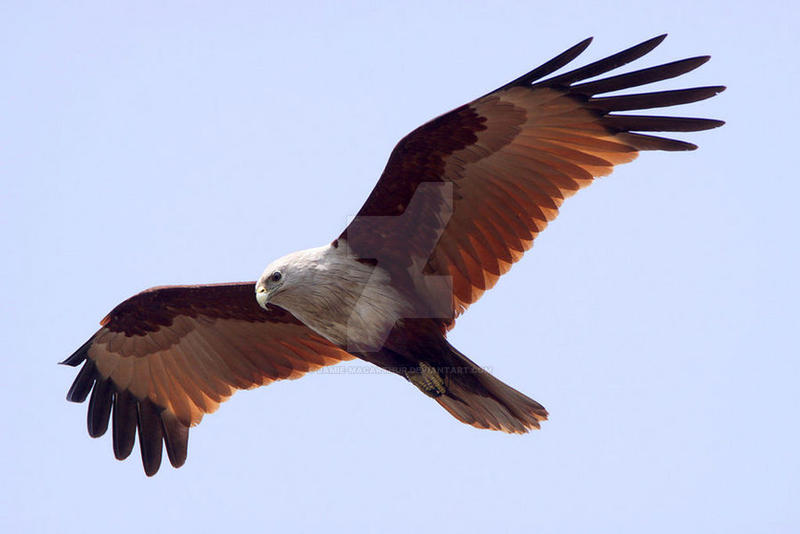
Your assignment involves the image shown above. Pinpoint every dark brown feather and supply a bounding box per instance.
[87,378,113,438]
[137,399,164,477]
[61,338,91,367]
[66,360,96,403]
[161,412,189,468]
[100,283,300,337]
[537,34,667,87]
[112,389,138,460]
[354,104,488,218]
[617,132,698,151]
[497,37,593,92]
[571,56,710,95]
[589,86,726,112]
[604,115,725,132]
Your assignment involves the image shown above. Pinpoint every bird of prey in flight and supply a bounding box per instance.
[63,35,724,475]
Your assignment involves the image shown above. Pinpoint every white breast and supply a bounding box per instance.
[274,243,413,353]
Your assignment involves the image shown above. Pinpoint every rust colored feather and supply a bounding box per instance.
[64,283,353,474]
[338,35,722,322]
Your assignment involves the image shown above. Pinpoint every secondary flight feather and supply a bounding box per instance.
[63,35,724,475]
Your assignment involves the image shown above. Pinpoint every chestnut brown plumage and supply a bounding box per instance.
[341,34,724,318]
[64,35,724,475]
[63,283,354,475]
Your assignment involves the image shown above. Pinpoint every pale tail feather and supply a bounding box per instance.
[435,347,547,433]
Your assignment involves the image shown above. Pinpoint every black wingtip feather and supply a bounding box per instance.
[536,34,668,88]
[66,344,192,475]
[137,399,164,477]
[112,390,138,460]
[605,115,726,132]
[571,56,712,96]
[61,338,92,366]
[493,37,593,94]
[617,132,699,151]
[590,86,726,112]
[162,413,189,468]
[66,360,96,403]
[87,378,113,438]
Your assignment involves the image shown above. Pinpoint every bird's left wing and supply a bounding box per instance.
[62,282,353,475]
[338,35,724,323]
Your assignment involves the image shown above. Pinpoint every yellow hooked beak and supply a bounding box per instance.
[255,285,269,308]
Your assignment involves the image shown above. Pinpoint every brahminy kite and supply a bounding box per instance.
[63,35,724,475]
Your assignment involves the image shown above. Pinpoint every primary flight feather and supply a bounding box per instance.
[63,35,724,475]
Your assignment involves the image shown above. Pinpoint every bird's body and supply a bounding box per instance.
[261,243,412,352]
[258,240,550,426]
[63,35,724,475]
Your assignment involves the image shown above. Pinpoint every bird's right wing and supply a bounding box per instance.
[339,35,724,324]
[62,282,353,475]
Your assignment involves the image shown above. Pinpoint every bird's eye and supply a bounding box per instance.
[270,271,282,283]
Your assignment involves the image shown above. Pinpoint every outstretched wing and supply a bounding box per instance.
[62,282,353,475]
[339,35,724,322]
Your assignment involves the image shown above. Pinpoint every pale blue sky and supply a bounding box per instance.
[2,1,798,533]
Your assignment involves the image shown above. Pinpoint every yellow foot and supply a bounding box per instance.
[406,362,447,398]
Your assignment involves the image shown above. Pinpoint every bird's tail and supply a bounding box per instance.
[408,343,548,433]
